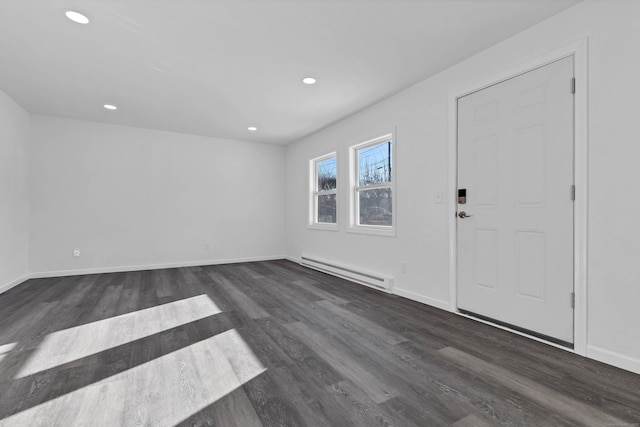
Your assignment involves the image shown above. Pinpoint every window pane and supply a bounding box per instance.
[317,157,337,191]
[358,140,392,186]
[359,188,392,226]
[317,194,337,224]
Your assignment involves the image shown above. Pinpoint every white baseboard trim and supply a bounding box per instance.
[587,345,640,375]
[0,273,31,294]
[392,287,451,311]
[28,255,287,279]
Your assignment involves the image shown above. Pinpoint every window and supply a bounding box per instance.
[309,153,337,229]
[349,134,395,235]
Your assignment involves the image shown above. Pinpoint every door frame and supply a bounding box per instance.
[447,39,588,356]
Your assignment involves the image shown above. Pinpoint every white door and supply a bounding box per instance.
[457,56,575,345]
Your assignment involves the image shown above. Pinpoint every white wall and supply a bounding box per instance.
[29,116,286,274]
[285,0,640,374]
[0,90,30,291]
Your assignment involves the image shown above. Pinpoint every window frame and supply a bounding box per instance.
[348,133,396,236]
[308,152,338,231]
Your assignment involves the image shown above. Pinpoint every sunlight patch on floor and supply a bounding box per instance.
[15,294,222,378]
[0,342,17,364]
[2,328,266,427]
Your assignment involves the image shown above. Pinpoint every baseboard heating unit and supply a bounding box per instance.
[299,255,394,292]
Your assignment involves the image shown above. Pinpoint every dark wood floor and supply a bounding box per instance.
[0,260,638,426]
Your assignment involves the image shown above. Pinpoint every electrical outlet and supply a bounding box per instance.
[205,242,211,251]
[401,262,408,274]
[73,249,80,257]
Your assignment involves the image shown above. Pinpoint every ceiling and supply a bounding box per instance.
[0,0,581,145]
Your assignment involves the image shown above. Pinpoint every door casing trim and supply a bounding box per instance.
[447,38,588,356]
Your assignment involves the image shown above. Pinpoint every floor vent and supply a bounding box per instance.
[300,256,393,293]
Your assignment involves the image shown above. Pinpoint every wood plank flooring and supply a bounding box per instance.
[0,260,638,426]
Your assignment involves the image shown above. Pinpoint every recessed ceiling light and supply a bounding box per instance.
[65,10,90,24]
[103,104,117,110]
[248,126,258,131]
[302,77,317,85]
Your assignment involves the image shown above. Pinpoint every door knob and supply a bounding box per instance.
[458,211,472,219]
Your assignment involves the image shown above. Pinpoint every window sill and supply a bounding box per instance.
[347,225,396,237]
[308,223,339,232]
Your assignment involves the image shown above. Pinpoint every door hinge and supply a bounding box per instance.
[571,292,575,309]
[571,185,575,201]
[571,77,576,94]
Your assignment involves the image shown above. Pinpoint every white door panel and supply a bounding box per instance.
[457,56,574,344]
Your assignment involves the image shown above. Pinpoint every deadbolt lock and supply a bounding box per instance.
[458,188,467,204]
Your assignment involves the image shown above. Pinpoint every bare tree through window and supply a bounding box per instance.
[312,155,337,225]
[355,140,392,226]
